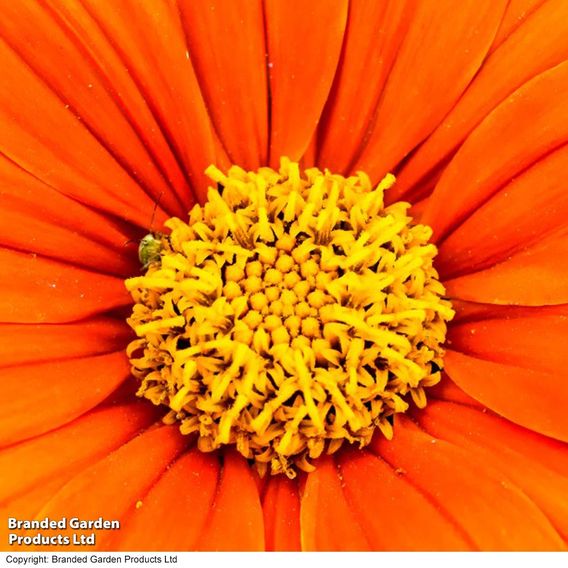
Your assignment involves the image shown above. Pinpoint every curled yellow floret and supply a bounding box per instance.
[125,158,454,477]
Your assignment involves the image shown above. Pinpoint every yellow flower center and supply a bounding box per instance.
[125,158,454,477]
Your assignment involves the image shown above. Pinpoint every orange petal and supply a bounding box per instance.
[300,455,370,551]
[448,310,568,374]
[0,0,189,217]
[444,228,568,305]
[317,0,413,173]
[0,36,170,228]
[0,317,129,368]
[195,451,265,551]
[423,61,568,242]
[44,0,207,214]
[450,298,568,324]
[372,417,564,550]
[0,351,130,446]
[178,0,268,169]
[0,156,137,276]
[108,449,220,551]
[490,0,546,52]
[354,0,508,183]
[418,401,568,540]
[0,477,75,547]
[444,349,568,442]
[0,249,128,323]
[74,0,227,203]
[422,401,568,478]
[429,373,485,409]
[300,131,318,171]
[262,476,301,551]
[337,449,470,550]
[31,425,186,551]
[395,0,568,203]
[265,0,348,165]
[437,145,568,279]
[0,402,157,504]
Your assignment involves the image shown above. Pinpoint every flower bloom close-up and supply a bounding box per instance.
[1,0,568,552]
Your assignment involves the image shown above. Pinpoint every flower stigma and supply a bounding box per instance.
[125,158,454,477]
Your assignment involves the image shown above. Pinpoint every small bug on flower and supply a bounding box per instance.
[136,192,165,271]
[138,232,164,270]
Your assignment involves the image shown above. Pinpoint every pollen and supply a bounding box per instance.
[125,158,454,477]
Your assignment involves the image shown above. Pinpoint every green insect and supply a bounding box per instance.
[138,232,164,270]
[137,192,166,271]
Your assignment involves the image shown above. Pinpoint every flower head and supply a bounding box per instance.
[126,159,453,476]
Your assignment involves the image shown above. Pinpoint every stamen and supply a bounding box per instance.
[125,159,454,477]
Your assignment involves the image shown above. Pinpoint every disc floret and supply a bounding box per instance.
[125,158,453,477]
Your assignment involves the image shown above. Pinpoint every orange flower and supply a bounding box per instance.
[1,0,568,552]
